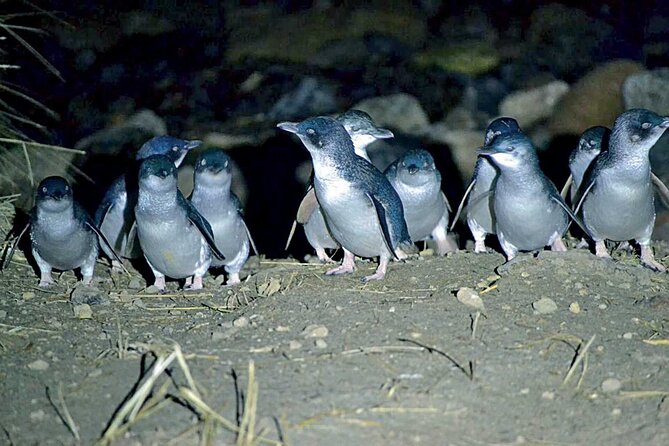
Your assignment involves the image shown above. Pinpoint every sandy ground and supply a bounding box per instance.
[1,242,669,445]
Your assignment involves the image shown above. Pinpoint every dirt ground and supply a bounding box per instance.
[1,241,669,445]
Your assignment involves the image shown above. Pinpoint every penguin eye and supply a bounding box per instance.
[201,159,207,166]
[589,139,596,146]
[224,160,229,168]
[505,145,515,152]
[171,146,179,152]
[41,186,47,193]
[306,128,316,136]
[641,122,651,130]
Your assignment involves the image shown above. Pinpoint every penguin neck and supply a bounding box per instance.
[497,164,545,191]
[310,150,350,182]
[36,204,77,236]
[608,139,651,172]
[192,181,233,208]
[352,142,372,163]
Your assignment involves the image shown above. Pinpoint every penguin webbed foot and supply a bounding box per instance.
[640,245,667,273]
[473,240,488,254]
[153,276,166,292]
[326,250,356,276]
[362,257,389,283]
[110,260,126,275]
[38,272,55,288]
[184,275,204,290]
[594,241,612,259]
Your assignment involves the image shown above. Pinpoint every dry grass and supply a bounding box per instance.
[96,343,283,446]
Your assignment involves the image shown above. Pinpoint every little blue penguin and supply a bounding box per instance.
[577,108,669,271]
[29,177,100,287]
[190,150,256,285]
[293,110,394,262]
[134,155,224,290]
[384,149,458,255]
[453,117,522,253]
[562,126,610,203]
[96,136,201,271]
[278,116,411,282]
[479,132,570,261]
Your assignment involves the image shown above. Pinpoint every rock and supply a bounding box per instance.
[302,324,329,338]
[601,378,622,394]
[30,409,46,422]
[548,60,645,136]
[145,285,162,294]
[499,81,570,129]
[455,287,485,312]
[233,316,249,328]
[28,359,49,371]
[74,109,167,156]
[71,286,109,306]
[128,278,143,290]
[354,93,430,135]
[0,310,6,320]
[289,340,302,350]
[532,297,558,314]
[268,77,337,121]
[73,304,93,319]
[527,4,613,79]
[622,68,669,113]
[22,292,35,300]
[422,125,481,179]
[314,339,328,349]
[569,302,581,314]
[413,41,499,76]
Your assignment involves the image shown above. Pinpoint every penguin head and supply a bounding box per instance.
[395,149,439,186]
[138,154,177,192]
[337,110,394,151]
[478,133,537,170]
[35,176,73,212]
[613,109,669,152]
[136,136,202,167]
[194,149,232,187]
[577,126,609,155]
[484,117,521,146]
[278,116,354,155]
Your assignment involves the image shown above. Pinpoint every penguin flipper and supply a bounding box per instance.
[550,194,590,237]
[367,193,399,261]
[651,172,669,209]
[241,219,259,256]
[1,222,29,271]
[125,221,138,257]
[573,179,596,215]
[441,191,452,213]
[285,220,298,251]
[179,193,226,260]
[85,220,130,275]
[296,188,318,224]
[560,174,573,201]
[450,179,476,231]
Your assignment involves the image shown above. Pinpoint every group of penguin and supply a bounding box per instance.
[4,107,668,289]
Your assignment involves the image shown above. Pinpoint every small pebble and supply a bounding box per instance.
[145,285,161,294]
[0,310,6,320]
[611,408,622,417]
[622,332,634,340]
[289,340,302,350]
[541,391,555,401]
[389,306,396,313]
[276,325,290,332]
[302,324,328,338]
[520,272,530,278]
[128,278,143,289]
[419,248,434,257]
[88,368,103,378]
[598,303,607,310]
[569,302,581,314]
[30,409,46,422]
[73,304,93,319]
[519,388,530,395]
[22,291,35,300]
[71,286,109,306]
[602,378,621,393]
[28,359,49,371]
[314,339,327,349]
[455,287,485,312]
[233,316,249,328]
[532,297,557,314]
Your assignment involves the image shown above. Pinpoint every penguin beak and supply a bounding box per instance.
[661,117,669,129]
[478,147,495,157]
[407,164,419,174]
[277,122,299,134]
[155,169,169,179]
[185,140,202,150]
[370,128,394,139]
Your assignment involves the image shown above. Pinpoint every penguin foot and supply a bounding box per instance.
[640,245,667,272]
[185,275,204,290]
[315,248,335,263]
[474,240,488,254]
[226,273,241,286]
[551,238,567,252]
[326,251,356,276]
[38,272,54,288]
[153,276,166,292]
[82,275,93,286]
[435,236,459,256]
[362,260,388,283]
[575,238,589,249]
[594,241,611,259]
